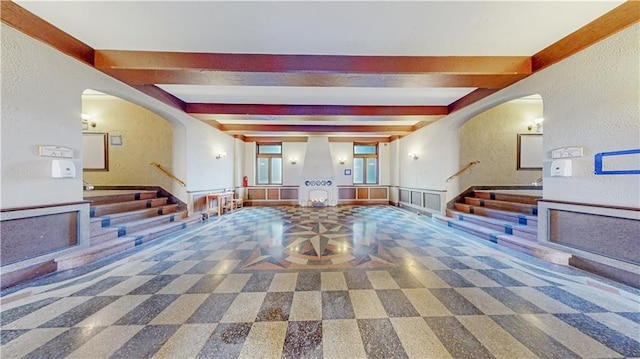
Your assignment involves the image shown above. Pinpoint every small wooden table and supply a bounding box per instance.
[205,191,234,218]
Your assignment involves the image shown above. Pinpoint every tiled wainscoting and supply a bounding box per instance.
[338,186,389,205]
[0,202,91,289]
[538,200,640,289]
[246,186,300,206]
[397,187,447,216]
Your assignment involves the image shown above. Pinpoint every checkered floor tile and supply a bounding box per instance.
[1,206,639,358]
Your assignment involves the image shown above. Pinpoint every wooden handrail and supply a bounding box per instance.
[149,162,186,187]
[446,160,480,183]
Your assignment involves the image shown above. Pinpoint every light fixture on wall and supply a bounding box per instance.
[290,157,298,165]
[81,113,96,130]
[216,152,227,160]
[338,157,346,165]
[527,117,544,132]
[409,152,419,160]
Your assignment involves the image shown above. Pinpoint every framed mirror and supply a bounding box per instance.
[517,133,543,170]
[82,132,109,171]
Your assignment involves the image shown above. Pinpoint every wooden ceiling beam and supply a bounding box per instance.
[186,104,448,117]
[328,137,392,143]
[533,1,640,72]
[447,89,499,114]
[221,124,413,134]
[97,68,528,89]
[95,51,531,75]
[1,1,94,65]
[132,85,187,111]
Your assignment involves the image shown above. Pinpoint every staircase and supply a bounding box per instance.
[433,189,572,265]
[55,190,202,270]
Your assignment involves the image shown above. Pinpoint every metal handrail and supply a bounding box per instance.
[149,162,186,187]
[446,160,480,183]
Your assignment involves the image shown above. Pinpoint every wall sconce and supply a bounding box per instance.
[527,117,544,132]
[81,113,96,130]
[290,157,298,165]
[216,152,227,160]
[338,157,346,165]
[409,152,419,160]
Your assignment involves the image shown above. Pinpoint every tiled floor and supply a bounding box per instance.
[1,206,639,358]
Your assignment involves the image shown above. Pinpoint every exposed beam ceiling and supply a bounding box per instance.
[3,0,638,141]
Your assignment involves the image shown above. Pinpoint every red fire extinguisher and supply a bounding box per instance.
[242,176,248,187]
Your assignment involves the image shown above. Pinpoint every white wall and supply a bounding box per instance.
[330,143,353,185]
[399,24,639,207]
[283,142,307,185]
[1,24,234,209]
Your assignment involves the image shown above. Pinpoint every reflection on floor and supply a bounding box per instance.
[1,206,639,359]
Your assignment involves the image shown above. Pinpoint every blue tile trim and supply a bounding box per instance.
[458,214,464,220]
[490,192,496,200]
[479,200,485,207]
[134,193,141,200]
[89,208,95,217]
[169,215,175,222]
[181,223,187,229]
[505,225,513,235]
[134,236,144,246]
[118,227,126,236]
[518,215,527,225]
[533,207,538,215]
[489,234,498,243]
[146,200,152,208]
[469,206,474,214]
[101,218,110,227]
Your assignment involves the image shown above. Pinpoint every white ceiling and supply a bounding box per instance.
[16,1,622,55]
[16,0,625,138]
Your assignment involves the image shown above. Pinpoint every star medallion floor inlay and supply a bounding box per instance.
[242,219,396,270]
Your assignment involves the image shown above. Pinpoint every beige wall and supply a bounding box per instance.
[400,24,639,208]
[458,100,543,191]
[82,96,174,190]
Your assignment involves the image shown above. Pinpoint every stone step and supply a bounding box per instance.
[447,209,537,240]
[56,215,202,271]
[433,214,501,243]
[433,214,570,266]
[90,197,169,217]
[496,234,572,265]
[464,197,537,215]
[472,190,540,205]
[89,226,120,244]
[56,237,136,271]
[453,203,537,227]
[85,190,158,205]
[108,211,188,237]
[91,204,179,231]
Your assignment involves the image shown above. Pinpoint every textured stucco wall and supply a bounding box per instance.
[82,97,174,190]
[458,101,543,191]
[400,23,639,208]
[1,24,234,209]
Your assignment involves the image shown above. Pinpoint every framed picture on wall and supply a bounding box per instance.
[82,132,109,171]
[517,133,543,170]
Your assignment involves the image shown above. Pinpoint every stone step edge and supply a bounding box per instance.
[90,204,179,225]
[433,214,571,266]
[84,190,159,205]
[56,217,202,270]
[447,210,537,235]
[464,197,537,215]
[453,203,537,226]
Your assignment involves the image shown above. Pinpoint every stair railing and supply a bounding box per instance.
[149,162,186,187]
[446,160,480,183]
